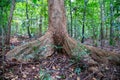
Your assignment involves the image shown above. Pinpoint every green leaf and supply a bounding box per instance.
[16,0,25,2]
[114,13,120,18]
[74,67,81,75]
[32,0,37,4]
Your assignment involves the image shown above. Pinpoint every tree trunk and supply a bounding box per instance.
[69,0,73,37]
[81,0,88,43]
[6,0,120,65]
[6,0,16,48]
[39,16,42,37]
[14,23,18,36]
[46,0,77,55]
[74,7,77,39]
[26,0,32,38]
[100,0,104,48]
[109,0,114,45]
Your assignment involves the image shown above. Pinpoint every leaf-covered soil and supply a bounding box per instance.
[0,36,120,80]
[1,52,120,80]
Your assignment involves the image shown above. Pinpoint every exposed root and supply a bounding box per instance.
[85,45,120,65]
[6,31,54,62]
[62,35,120,65]
[62,35,77,56]
[6,32,120,65]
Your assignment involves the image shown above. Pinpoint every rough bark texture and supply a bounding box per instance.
[6,0,120,65]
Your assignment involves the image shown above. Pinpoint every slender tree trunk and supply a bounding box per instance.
[109,0,114,45]
[74,8,77,38]
[100,0,104,48]
[105,3,109,39]
[117,7,120,46]
[103,1,108,40]
[69,0,73,37]
[81,0,88,43]
[39,16,42,37]
[15,23,18,36]
[115,0,120,46]
[0,7,3,48]
[26,0,32,38]
[6,0,16,48]
[91,3,97,47]
[92,20,97,47]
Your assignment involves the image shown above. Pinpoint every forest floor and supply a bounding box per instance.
[0,36,120,80]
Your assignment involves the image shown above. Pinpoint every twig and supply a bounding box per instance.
[6,61,40,68]
[19,63,23,73]
[83,70,100,80]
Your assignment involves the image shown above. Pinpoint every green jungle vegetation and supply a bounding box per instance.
[0,0,120,80]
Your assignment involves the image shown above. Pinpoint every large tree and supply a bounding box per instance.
[6,0,120,65]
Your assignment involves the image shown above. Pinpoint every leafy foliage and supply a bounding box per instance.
[0,0,119,46]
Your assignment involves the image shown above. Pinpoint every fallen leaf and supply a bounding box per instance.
[23,74,27,78]
[43,62,47,65]
[77,76,80,80]
[11,78,15,80]
[91,77,97,80]
[97,72,104,77]
[88,67,98,72]
[105,66,109,70]
[52,66,56,69]
[14,75,18,79]
[32,66,35,69]
[56,75,61,79]
[69,73,75,77]
[34,75,38,78]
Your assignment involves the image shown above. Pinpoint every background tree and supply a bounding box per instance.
[114,0,120,46]
[81,0,88,43]
[0,0,10,45]
[6,0,16,48]
[99,0,105,48]
[109,0,114,45]
[69,0,73,37]
[25,0,32,38]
